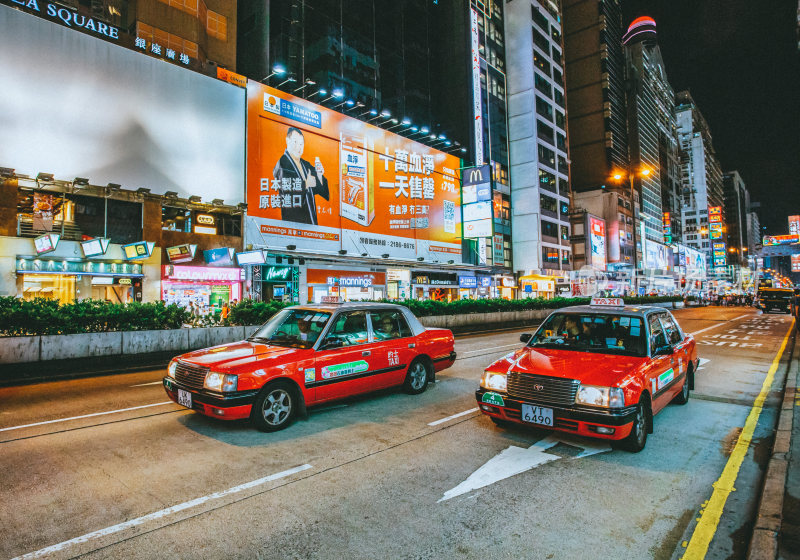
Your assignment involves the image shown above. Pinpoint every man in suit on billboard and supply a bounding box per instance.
[273,127,330,225]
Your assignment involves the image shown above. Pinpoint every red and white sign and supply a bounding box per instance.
[590,297,625,307]
[792,255,800,273]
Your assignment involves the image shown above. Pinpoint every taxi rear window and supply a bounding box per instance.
[528,313,646,356]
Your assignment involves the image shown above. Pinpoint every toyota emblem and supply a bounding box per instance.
[533,384,544,391]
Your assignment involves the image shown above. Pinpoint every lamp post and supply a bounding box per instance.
[612,167,650,295]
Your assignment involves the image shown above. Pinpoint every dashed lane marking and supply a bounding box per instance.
[428,408,479,427]
[0,402,175,432]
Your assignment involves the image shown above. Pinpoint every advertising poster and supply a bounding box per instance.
[789,215,800,236]
[645,241,671,270]
[763,234,799,246]
[588,216,606,271]
[32,192,54,231]
[680,245,707,277]
[246,82,462,263]
[792,254,800,272]
[708,206,723,240]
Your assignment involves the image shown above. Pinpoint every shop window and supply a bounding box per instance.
[369,310,412,340]
[162,206,192,232]
[22,274,75,304]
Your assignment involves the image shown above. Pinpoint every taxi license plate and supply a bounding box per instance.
[521,404,553,426]
[177,389,192,409]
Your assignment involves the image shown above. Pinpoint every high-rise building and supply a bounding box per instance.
[676,90,724,259]
[505,0,572,282]
[722,171,750,267]
[563,0,634,269]
[622,17,681,256]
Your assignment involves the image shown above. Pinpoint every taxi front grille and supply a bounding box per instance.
[175,361,209,390]
[507,372,579,407]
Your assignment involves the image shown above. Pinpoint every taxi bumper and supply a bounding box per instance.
[163,377,258,421]
[475,388,638,440]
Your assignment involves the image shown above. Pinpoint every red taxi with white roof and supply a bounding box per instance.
[475,298,698,451]
[164,303,456,431]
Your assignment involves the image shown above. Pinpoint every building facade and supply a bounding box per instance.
[722,170,750,267]
[676,90,725,264]
[505,0,572,291]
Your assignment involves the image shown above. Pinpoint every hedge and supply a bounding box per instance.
[0,295,686,337]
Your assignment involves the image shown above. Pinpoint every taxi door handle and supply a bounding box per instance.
[408,343,416,348]
[362,351,371,357]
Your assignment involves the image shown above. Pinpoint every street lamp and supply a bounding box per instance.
[293,78,316,94]
[611,166,651,295]
[260,64,286,82]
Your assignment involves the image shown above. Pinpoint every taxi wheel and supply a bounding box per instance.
[673,370,691,405]
[402,359,430,395]
[615,402,648,453]
[252,381,295,432]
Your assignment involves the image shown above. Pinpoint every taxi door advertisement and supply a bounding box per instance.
[245,81,463,262]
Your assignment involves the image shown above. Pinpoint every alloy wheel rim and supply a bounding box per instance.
[410,363,427,389]
[263,389,291,426]
[635,406,646,445]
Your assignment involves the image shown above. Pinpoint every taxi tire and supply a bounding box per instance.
[251,381,296,432]
[614,401,648,453]
[672,370,691,405]
[402,359,430,395]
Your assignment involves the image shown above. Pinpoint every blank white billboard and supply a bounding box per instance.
[0,5,245,204]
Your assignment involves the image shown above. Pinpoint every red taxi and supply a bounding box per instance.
[475,298,698,452]
[163,303,456,431]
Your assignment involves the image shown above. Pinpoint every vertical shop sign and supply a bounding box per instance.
[470,8,484,165]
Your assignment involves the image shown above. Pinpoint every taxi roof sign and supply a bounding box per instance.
[590,297,625,307]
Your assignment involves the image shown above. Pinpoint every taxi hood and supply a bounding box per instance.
[178,340,303,372]
[488,346,647,386]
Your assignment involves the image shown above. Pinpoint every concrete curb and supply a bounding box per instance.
[747,329,797,560]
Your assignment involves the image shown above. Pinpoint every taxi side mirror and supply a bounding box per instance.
[319,338,343,351]
[520,333,532,343]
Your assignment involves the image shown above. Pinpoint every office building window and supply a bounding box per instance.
[531,7,549,32]
[536,96,553,121]
[542,246,560,263]
[159,0,198,18]
[555,111,566,130]
[539,169,556,191]
[533,50,551,76]
[561,225,569,241]
[541,220,558,238]
[207,10,227,41]
[537,120,554,145]
[538,145,556,169]
[534,73,552,97]
[137,22,199,59]
[561,250,571,264]
[540,194,557,213]
[532,28,550,53]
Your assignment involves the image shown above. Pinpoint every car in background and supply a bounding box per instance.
[476,298,698,452]
[164,303,456,431]
[755,287,793,313]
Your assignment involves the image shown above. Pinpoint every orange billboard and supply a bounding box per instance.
[246,82,462,262]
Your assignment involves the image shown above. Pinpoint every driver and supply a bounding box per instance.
[296,317,312,342]
[378,316,400,339]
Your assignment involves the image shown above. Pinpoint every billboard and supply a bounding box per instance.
[708,206,723,240]
[763,234,799,246]
[792,254,800,272]
[462,164,492,239]
[712,241,727,268]
[678,245,706,277]
[0,6,245,203]
[789,216,800,236]
[588,216,606,271]
[644,240,671,270]
[245,82,462,262]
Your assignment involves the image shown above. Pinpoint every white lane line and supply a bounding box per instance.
[460,343,520,356]
[0,402,175,433]
[130,381,163,387]
[428,408,479,427]
[12,464,313,560]
[689,314,750,336]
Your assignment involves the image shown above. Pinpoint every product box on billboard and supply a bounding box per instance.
[339,133,374,226]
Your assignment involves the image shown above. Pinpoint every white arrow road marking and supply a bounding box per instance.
[438,435,611,502]
[697,357,711,371]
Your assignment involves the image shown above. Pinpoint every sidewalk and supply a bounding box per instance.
[778,328,799,558]
[748,322,798,559]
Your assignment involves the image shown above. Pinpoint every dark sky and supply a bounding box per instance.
[623,0,800,233]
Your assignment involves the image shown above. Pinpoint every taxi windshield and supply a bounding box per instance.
[528,312,646,357]
[248,309,331,349]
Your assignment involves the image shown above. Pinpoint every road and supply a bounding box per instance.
[0,306,794,560]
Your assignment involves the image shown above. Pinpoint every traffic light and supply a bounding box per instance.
[680,278,686,288]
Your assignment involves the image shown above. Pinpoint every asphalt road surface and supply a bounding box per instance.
[0,306,794,560]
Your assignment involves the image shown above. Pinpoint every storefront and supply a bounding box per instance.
[497,275,517,300]
[307,269,386,302]
[386,269,412,300]
[252,264,298,302]
[412,271,459,301]
[519,275,555,299]
[16,256,143,304]
[161,265,243,310]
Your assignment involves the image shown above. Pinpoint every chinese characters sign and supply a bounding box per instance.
[708,206,723,240]
[246,82,462,262]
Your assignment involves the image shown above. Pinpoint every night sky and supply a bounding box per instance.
[622,0,799,234]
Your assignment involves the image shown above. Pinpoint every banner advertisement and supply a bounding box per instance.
[588,216,606,271]
[712,241,727,268]
[678,245,706,277]
[763,234,799,246]
[792,254,800,272]
[644,241,671,270]
[708,206,723,240]
[246,82,462,263]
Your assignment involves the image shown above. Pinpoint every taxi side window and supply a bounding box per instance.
[648,314,668,354]
[370,310,412,341]
[324,311,370,347]
[659,313,683,345]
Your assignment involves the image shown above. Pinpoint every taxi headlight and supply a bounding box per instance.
[204,372,238,392]
[480,371,507,392]
[575,385,624,408]
[167,360,177,379]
